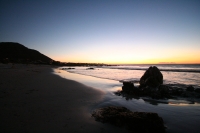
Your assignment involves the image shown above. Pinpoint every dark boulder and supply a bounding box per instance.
[122,82,134,92]
[139,66,163,88]
[92,106,165,133]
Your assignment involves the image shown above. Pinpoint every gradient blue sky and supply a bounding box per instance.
[1,0,200,64]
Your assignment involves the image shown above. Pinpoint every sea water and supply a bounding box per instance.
[65,64,200,88]
[55,64,200,133]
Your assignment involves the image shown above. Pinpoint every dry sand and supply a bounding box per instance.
[0,64,129,133]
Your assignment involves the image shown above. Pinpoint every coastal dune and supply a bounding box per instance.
[0,64,129,133]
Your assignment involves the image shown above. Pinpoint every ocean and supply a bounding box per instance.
[65,64,200,88]
[56,64,200,133]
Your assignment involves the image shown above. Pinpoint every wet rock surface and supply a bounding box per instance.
[92,106,165,133]
[116,83,200,101]
[122,81,135,92]
[139,66,163,88]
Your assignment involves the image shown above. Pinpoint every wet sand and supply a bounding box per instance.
[0,64,129,133]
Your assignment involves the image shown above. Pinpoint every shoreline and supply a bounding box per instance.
[0,64,129,133]
[57,67,200,133]
[1,64,200,133]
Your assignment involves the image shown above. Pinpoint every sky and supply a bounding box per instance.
[0,0,200,64]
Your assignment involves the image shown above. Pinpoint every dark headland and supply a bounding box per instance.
[0,42,52,64]
[0,42,111,67]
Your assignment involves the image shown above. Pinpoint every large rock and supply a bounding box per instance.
[122,82,134,92]
[140,66,163,88]
[92,106,165,133]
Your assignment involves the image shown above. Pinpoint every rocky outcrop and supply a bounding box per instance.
[119,83,172,99]
[0,42,53,64]
[139,66,163,88]
[116,81,200,100]
[122,82,135,92]
[116,66,200,102]
[92,106,165,133]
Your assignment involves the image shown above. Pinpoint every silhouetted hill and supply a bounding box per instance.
[0,42,53,64]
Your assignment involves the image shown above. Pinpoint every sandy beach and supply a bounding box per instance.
[0,64,129,133]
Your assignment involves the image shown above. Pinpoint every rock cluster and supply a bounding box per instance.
[92,106,165,133]
[120,84,171,99]
[118,66,200,100]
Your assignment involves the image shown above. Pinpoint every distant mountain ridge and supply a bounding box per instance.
[0,42,53,64]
